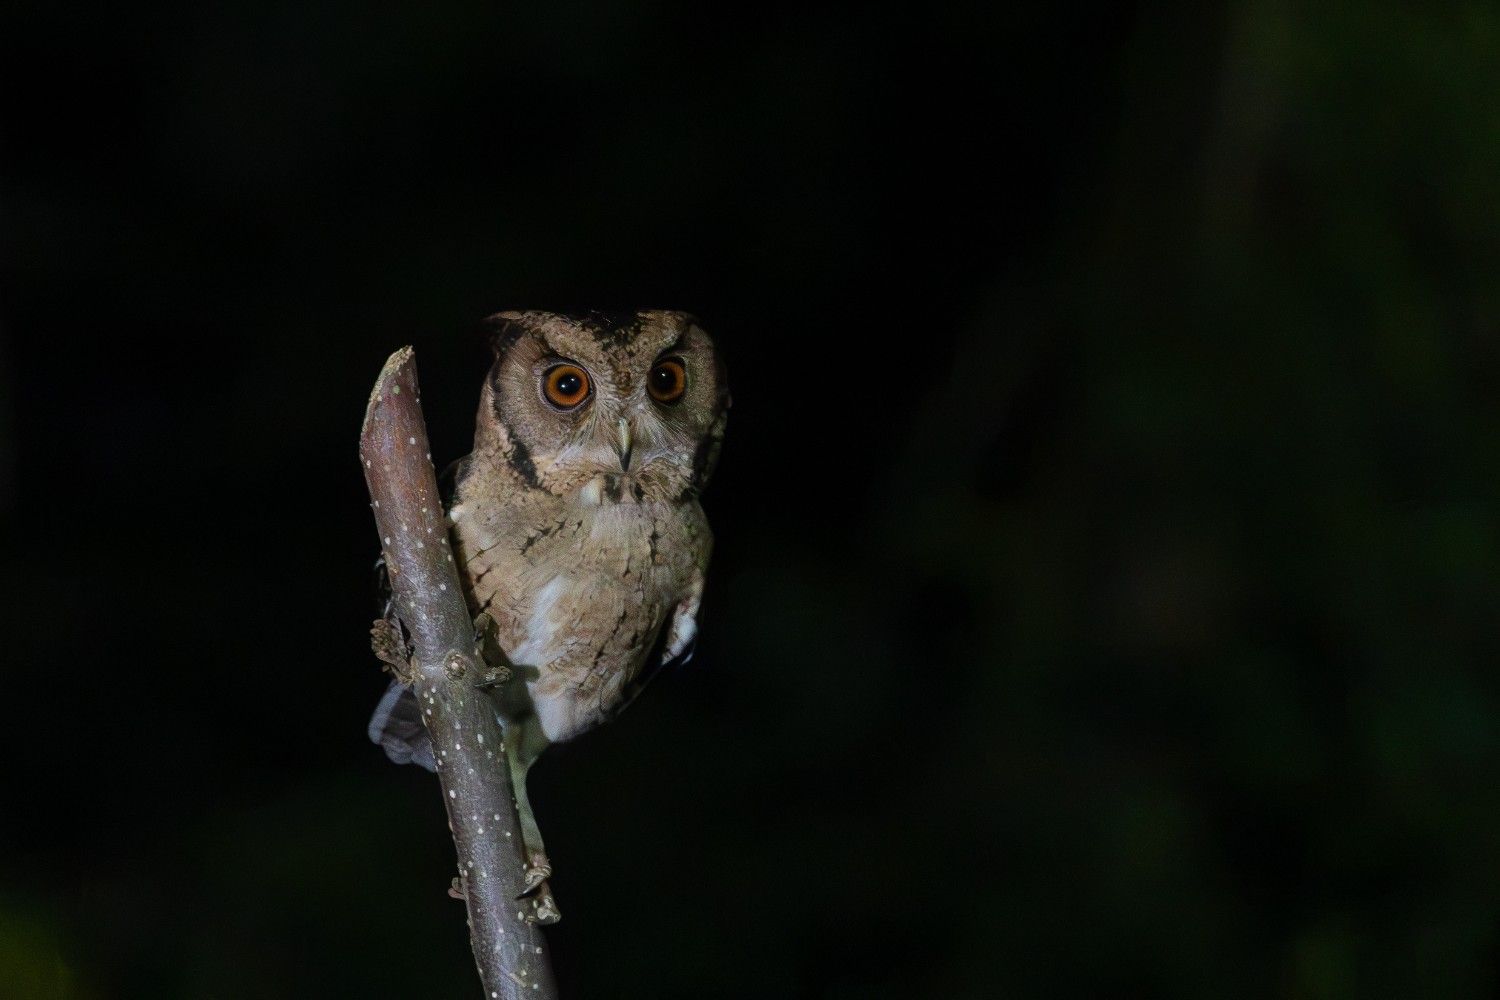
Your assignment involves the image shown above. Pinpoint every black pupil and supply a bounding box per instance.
[652,365,678,393]
[555,371,581,396]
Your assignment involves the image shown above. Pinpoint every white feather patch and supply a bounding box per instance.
[509,575,567,669]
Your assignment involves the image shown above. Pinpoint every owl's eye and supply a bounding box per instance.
[542,363,591,409]
[648,358,687,405]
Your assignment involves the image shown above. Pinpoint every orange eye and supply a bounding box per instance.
[648,358,687,404]
[542,363,591,409]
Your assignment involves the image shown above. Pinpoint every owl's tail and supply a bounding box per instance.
[368,680,437,773]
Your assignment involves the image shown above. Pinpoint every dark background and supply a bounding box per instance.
[4,2,1500,997]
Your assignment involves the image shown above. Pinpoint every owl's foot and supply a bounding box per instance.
[451,874,559,925]
[525,885,561,925]
[472,612,513,688]
[521,858,553,895]
[371,616,414,682]
[518,851,560,923]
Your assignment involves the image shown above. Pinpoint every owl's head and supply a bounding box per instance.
[472,310,729,504]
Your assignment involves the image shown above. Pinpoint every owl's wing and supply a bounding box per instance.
[368,679,437,772]
[658,580,703,668]
[604,578,704,721]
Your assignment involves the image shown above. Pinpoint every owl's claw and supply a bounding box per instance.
[453,873,559,925]
[526,887,561,925]
[521,861,553,895]
[519,853,560,923]
[472,613,514,688]
[371,616,414,683]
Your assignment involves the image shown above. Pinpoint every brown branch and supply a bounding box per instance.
[361,347,559,1000]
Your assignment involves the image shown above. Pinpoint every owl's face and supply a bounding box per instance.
[477,310,728,504]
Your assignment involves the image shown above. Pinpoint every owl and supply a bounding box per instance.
[369,309,729,922]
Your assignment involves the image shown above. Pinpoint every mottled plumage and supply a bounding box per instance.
[370,309,728,920]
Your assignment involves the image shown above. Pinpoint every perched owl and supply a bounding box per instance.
[369,309,729,922]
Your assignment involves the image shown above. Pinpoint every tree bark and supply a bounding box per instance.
[361,347,560,1000]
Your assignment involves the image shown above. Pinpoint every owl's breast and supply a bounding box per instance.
[456,493,708,741]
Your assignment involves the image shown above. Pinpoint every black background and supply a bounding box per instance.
[5,2,1500,997]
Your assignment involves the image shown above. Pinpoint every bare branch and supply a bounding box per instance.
[361,347,559,1000]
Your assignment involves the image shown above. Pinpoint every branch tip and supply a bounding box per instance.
[361,345,416,441]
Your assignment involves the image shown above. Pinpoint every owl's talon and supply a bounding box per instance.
[520,862,553,895]
[448,876,467,901]
[472,612,513,688]
[371,616,414,682]
[526,888,561,925]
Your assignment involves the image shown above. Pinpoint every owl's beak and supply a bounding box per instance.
[616,417,634,471]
